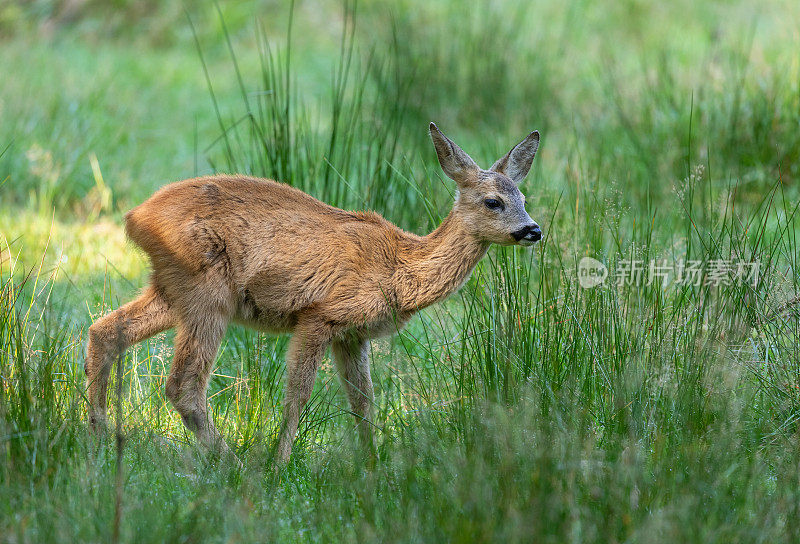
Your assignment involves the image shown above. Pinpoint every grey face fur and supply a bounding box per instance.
[430,123,542,246]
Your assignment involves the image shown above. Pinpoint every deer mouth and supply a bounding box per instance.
[511,224,542,245]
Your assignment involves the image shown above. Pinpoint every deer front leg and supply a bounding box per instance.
[332,334,375,455]
[276,323,331,464]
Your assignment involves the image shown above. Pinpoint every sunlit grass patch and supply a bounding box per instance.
[0,207,145,280]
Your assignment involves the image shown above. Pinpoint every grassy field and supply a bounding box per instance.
[2,0,800,541]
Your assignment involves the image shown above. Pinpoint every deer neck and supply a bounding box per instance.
[396,211,489,311]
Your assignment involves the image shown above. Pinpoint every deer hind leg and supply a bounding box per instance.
[164,311,232,456]
[86,284,175,430]
[332,335,375,454]
[276,321,332,464]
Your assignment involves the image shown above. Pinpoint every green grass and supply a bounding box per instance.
[2,0,800,541]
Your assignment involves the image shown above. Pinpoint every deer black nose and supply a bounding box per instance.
[511,224,542,242]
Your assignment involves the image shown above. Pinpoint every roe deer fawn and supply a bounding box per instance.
[85,123,542,464]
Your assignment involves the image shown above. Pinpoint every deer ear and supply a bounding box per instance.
[490,131,539,185]
[430,122,479,185]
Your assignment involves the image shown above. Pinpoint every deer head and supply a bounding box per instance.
[430,122,541,246]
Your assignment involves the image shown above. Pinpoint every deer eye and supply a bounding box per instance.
[484,198,504,211]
